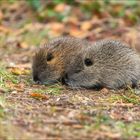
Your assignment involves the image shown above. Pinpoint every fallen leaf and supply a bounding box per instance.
[17,42,29,49]
[30,92,49,100]
[49,22,65,32]
[10,67,30,75]
[80,21,92,31]
[69,28,88,37]
[54,3,67,13]
[47,22,65,37]
[64,16,79,25]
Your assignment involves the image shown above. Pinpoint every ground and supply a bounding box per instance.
[0,1,140,140]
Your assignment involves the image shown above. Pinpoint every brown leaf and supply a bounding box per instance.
[69,28,88,38]
[64,16,79,25]
[10,67,30,75]
[48,22,65,37]
[80,21,92,31]
[17,42,29,49]
[30,93,49,100]
[54,3,67,13]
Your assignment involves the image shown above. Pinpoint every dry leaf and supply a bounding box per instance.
[69,28,88,37]
[30,93,49,100]
[17,42,29,49]
[48,22,64,37]
[11,67,30,75]
[80,21,92,31]
[64,16,79,25]
[49,22,64,32]
[54,3,67,13]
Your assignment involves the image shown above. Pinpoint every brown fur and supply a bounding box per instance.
[32,36,90,84]
[64,39,140,89]
[32,37,140,89]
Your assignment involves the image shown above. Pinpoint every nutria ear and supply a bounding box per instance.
[46,52,54,61]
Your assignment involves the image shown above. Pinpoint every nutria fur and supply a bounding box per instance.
[32,36,90,84]
[32,37,140,89]
[64,40,140,89]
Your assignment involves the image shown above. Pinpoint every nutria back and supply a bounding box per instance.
[64,40,140,89]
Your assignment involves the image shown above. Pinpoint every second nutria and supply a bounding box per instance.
[63,40,140,89]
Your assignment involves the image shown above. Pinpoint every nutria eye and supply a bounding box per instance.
[47,53,53,61]
[84,58,93,66]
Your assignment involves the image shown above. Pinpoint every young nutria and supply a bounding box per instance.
[63,40,140,89]
[32,36,90,84]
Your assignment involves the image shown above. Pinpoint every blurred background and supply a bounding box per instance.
[1,0,140,71]
[0,0,140,48]
[1,1,140,139]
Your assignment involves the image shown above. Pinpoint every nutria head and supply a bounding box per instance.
[32,36,89,84]
[63,40,140,89]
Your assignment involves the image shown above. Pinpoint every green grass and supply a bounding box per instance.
[32,84,63,95]
[100,90,140,105]
[83,114,140,139]
[0,67,19,92]
[115,121,140,138]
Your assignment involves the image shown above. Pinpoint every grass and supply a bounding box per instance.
[115,121,140,138]
[0,67,19,92]
[32,84,63,95]
[83,114,140,139]
[99,89,140,105]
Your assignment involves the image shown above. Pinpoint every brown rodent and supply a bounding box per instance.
[64,40,140,89]
[32,37,140,89]
[32,36,90,84]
